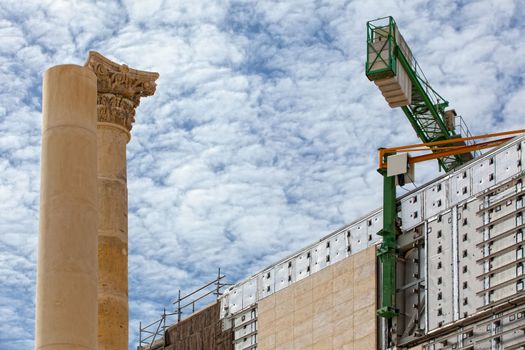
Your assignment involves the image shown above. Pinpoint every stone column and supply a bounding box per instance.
[36,65,98,350]
[85,52,159,350]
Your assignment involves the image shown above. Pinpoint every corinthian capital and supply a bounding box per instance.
[85,51,159,131]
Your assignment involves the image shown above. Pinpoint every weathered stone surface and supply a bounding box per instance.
[85,51,159,350]
[85,51,159,131]
[97,126,129,350]
[36,64,98,350]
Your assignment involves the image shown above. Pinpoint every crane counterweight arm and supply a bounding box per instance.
[366,16,474,173]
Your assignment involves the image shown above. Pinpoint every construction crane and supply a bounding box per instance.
[366,16,475,172]
[364,16,522,319]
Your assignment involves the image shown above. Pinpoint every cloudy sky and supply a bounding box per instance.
[1,0,525,348]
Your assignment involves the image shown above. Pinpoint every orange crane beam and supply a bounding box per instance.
[378,129,525,170]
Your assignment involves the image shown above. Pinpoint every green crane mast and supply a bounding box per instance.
[365,16,475,318]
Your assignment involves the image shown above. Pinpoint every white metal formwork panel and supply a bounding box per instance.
[312,240,330,273]
[349,222,367,252]
[274,260,292,292]
[497,198,519,219]
[492,250,517,269]
[490,258,516,286]
[234,321,256,340]
[424,181,448,219]
[329,232,347,264]
[228,286,243,314]
[496,144,521,183]
[427,212,454,331]
[502,312,525,346]
[233,308,257,341]
[451,310,525,349]
[457,199,484,317]
[450,168,472,205]
[487,185,516,209]
[294,251,311,282]
[220,293,230,319]
[491,231,517,253]
[258,268,275,300]
[472,157,496,194]
[234,336,256,350]
[400,192,423,229]
[493,284,517,303]
[488,211,518,235]
[522,139,525,171]
[241,278,257,309]
[367,212,383,245]
[232,307,256,327]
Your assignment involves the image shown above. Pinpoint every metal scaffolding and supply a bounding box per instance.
[138,268,231,350]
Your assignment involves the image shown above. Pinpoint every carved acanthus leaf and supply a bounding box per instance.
[85,51,159,130]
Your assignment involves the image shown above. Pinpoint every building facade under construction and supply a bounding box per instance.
[139,134,525,350]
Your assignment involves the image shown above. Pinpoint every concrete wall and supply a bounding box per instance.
[257,246,377,350]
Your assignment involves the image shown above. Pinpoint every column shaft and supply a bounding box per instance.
[36,65,98,350]
[97,124,130,350]
[85,51,159,350]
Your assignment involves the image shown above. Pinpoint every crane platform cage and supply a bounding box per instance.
[366,16,414,108]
